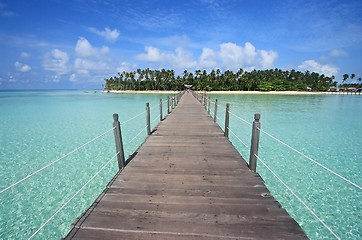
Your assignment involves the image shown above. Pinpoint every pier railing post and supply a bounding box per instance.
[159,98,163,121]
[167,96,170,114]
[146,102,151,135]
[249,113,261,172]
[224,103,230,138]
[214,99,218,122]
[207,97,211,115]
[172,94,175,109]
[113,113,125,170]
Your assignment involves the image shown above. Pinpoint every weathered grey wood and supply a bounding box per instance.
[167,96,170,114]
[146,102,151,135]
[112,114,125,170]
[224,103,230,138]
[214,99,218,122]
[66,93,306,240]
[249,113,261,172]
[159,98,163,121]
[207,96,210,115]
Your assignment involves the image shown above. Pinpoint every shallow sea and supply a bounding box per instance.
[0,90,361,239]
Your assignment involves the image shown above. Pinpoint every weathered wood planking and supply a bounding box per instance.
[65,92,307,240]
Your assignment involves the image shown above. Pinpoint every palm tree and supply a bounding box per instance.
[351,74,356,80]
[342,74,349,83]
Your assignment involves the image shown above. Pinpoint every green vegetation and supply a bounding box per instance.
[339,74,362,89]
[104,68,340,92]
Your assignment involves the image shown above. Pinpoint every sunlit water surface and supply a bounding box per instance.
[0,90,361,239]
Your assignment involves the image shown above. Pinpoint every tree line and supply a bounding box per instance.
[104,68,360,91]
[340,73,362,89]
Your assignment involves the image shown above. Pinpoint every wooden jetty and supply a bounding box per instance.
[65,91,307,239]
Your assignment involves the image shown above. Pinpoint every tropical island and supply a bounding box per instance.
[104,68,362,92]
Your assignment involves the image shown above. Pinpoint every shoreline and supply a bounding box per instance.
[105,90,351,95]
[105,90,179,94]
[207,90,331,95]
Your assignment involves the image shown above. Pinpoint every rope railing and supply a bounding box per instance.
[199,94,356,239]
[257,127,362,191]
[121,110,146,125]
[28,152,119,240]
[228,127,248,148]
[127,125,148,145]
[216,102,226,112]
[0,127,115,194]
[255,154,341,240]
[151,112,161,125]
[229,111,252,126]
[210,98,362,191]
[0,94,179,239]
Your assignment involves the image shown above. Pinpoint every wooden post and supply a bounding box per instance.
[167,96,170,114]
[146,102,151,135]
[113,114,125,170]
[159,98,163,121]
[207,97,211,115]
[249,113,261,172]
[214,99,218,122]
[172,94,175,109]
[224,103,230,138]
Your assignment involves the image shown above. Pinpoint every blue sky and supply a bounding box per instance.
[0,0,361,89]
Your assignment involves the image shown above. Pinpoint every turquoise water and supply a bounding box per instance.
[209,93,362,240]
[0,91,361,239]
[0,90,170,239]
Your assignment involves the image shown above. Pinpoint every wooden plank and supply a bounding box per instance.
[65,91,307,239]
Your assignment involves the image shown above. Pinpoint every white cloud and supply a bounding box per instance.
[298,60,338,77]
[89,27,120,42]
[199,48,217,68]
[330,49,347,57]
[71,38,117,84]
[135,41,277,72]
[259,50,278,69]
[170,48,197,68]
[20,52,30,58]
[136,46,165,62]
[75,37,109,58]
[8,74,16,82]
[117,61,137,73]
[43,49,69,75]
[14,61,31,72]
[136,46,196,68]
[74,58,111,75]
[218,42,277,71]
[69,74,76,82]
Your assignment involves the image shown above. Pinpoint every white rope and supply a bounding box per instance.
[258,127,362,191]
[216,103,226,111]
[28,152,119,240]
[150,114,160,124]
[128,125,148,144]
[255,154,340,240]
[151,102,160,110]
[28,152,119,239]
[0,127,115,194]
[228,127,248,148]
[121,110,146,125]
[217,117,226,128]
[229,111,252,126]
